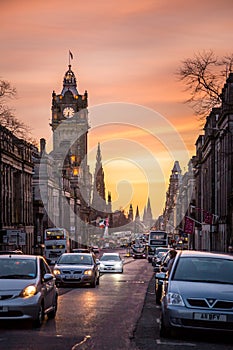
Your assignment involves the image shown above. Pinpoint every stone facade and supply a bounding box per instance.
[0,125,34,253]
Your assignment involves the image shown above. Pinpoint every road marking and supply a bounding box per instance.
[71,335,91,349]
[156,339,196,346]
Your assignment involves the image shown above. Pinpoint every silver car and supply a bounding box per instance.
[53,253,100,287]
[0,254,58,327]
[99,253,124,273]
[159,250,233,337]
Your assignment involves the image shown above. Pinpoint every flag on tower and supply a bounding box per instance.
[69,50,73,60]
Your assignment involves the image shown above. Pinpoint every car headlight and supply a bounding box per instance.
[115,263,122,268]
[53,269,61,276]
[20,285,37,298]
[167,292,185,306]
[84,270,93,276]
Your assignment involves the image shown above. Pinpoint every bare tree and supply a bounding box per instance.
[0,78,37,143]
[177,50,233,119]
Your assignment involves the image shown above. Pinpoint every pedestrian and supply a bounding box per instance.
[167,249,177,274]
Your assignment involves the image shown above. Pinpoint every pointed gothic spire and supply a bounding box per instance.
[92,143,106,211]
[135,205,140,220]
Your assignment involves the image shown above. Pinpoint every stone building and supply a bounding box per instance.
[163,160,182,236]
[0,125,34,253]
[161,73,233,252]
[193,73,233,252]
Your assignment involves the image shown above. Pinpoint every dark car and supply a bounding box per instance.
[53,252,100,288]
[0,254,58,327]
[72,248,91,253]
[154,249,174,304]
[158,250,233,337]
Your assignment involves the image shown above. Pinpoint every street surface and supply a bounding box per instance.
[0,249,232,350]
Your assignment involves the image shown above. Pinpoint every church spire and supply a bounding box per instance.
[135,205,140,220]
[92,143,106,212]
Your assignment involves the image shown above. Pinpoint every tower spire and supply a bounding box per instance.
[92,143,106,212]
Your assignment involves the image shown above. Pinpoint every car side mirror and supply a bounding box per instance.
[155,272,167,280]
[44,273,54,282]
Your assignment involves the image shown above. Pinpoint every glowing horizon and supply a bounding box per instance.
[1,0,232,219]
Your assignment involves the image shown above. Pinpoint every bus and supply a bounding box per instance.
[44,227,70,264]
[147,230,169,262]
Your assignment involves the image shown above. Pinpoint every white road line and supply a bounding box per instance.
[156,339,196,346]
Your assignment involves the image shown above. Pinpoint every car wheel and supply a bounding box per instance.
[33,303,44,328]
[90,278,96,288]
[47,295,58,319]
[160,315,172,338]
[96,275,100,285]
[156,284,162,304]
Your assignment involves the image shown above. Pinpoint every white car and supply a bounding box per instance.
[99,253,124,273]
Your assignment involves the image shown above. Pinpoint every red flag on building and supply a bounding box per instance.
[184,216,195,234]
[203,211,213,225]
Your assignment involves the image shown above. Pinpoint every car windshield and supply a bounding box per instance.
[173,257,233,284]
[0,258,36,279]
[58,255,93,265]
[100,255,121,261]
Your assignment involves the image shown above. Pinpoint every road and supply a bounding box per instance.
[0,250,232,350]
[0,251,152,350]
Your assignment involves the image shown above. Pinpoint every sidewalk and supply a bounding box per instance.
[131,274,160,350]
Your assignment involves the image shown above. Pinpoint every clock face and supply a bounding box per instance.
[63,107,75,118]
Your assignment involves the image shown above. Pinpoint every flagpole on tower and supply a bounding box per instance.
[69,50,73,65]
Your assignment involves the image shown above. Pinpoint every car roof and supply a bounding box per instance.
[178,250,233,259]
[72,249,90,252]
[61,252,93,256]
[0,254,38,260]
[102,252,120,256]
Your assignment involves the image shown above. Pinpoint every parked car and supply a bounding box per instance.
[154,249,175,304]
[53,252,100,288]
[99,252,124,273]
[152,251,167,267]
[158,250,233,337]
[0,254,58,327]
[151,247,170,266]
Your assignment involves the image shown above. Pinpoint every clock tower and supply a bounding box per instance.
[50,63,89,167]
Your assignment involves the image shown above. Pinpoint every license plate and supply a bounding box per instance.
[65,275,80,279]
[194,313,227,322]
[0,306,8,312]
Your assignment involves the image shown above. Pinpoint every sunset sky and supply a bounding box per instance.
[1,0,233,219]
